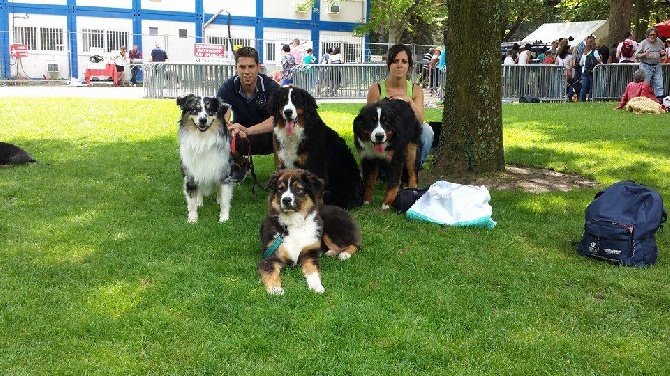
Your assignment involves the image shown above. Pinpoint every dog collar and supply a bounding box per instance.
[262,229,286,259]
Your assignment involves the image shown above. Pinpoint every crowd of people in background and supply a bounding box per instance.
[502,28,669,103]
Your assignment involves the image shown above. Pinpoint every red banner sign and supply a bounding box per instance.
[10,44,28,58]
[193,43,226,58]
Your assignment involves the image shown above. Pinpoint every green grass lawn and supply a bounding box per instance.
[1,98,669,374]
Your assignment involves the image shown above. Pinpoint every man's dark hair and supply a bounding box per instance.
[234,46,259,65]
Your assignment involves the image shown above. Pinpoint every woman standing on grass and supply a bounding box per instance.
[365,43,434,167]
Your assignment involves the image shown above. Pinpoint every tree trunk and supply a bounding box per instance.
[433,1,504,178]
[608,0,634,44]
[633,0,652,41]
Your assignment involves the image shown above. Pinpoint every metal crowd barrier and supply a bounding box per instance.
[143,62,669,102]
[143,62,235,99]
[501,64,567,101]
[592,63,670,101]
[293,63,389,99]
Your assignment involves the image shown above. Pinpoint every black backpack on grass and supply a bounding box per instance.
[578,181,666,266]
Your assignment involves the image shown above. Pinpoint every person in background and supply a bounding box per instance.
[615,69,660,109]
[516,43,532,65]
[328,47,343,95]
[365,43,434,168]
[578,37,601,102]
[113,46,129,86]
[302,47,316,93]
[149,42,168,62]
[290,38,303,64]
[542,50,555,64]
[536,48,547,63]
[635,27,667,102]
[572,35,593,86]
[216,46,281,171]
[421,47,435,87]
[316,47,332,96]
[128,44,142,87]
[279,44,296,86]
[302,48,315,65]
[664,38,670,63]
[555,43,575,101]
[616,32,637,63]
[503,50,516,65]
[597,42,610,65]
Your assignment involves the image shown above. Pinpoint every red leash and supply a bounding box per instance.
[230,133,262,193]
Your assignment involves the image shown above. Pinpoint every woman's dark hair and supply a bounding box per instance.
[385,43,413,71]
[282,44,291,53]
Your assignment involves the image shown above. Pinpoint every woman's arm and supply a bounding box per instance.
[366,83,381,105]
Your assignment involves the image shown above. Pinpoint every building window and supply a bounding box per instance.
[13,26,37,50]
[82,29,104,52]
[82,28,128,53]
[41,27,64,51]
[179,29,187,38]
[207,36,253,51]
[265,42,276,62]
[149,27,158,36]
[106,30,129,51]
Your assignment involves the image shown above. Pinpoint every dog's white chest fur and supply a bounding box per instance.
[278,211,320,264]
[180,130,231,190]
[274,126,305,168]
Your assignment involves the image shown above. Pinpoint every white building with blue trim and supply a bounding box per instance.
[0,0,369,80]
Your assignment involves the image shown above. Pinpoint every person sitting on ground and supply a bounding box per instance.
[366,43,434,168]
[615,69,660,110]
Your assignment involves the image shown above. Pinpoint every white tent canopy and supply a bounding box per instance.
[522,20,609,45]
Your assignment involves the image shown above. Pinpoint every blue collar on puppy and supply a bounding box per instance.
[262,229,287,259]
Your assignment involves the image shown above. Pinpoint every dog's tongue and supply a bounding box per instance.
[285,119,296,135]
[374,143,385,153]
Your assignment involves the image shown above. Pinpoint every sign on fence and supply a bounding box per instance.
[193,43,233,63]
[10,44,28,58]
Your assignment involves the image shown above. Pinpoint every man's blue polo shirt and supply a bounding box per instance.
[216,73,280,128]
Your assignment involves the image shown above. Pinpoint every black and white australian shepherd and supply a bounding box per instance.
[353,98,421,209]
[258,169,362,295]
[267,86,364,210]
[0,142,37,167]
[176,94,235,223]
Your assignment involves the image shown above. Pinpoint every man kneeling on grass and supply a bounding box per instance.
[615,69,660,110]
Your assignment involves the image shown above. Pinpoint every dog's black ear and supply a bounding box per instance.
[352,105,368,134]
[217,99,232,121]
[300,88,318,111]
[302,170,325,201]
[298,88,319,124]
[265,169,284,191]
[176,94,194,109]
[267,89,282,120]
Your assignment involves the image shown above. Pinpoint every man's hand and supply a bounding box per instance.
[228,123,248,139]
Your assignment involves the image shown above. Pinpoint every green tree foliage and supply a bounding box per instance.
[356,0,446,44]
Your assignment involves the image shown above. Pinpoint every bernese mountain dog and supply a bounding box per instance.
[353,98,421,209]
[258,169,362,295]
[0,142,37,166]
[176,94,236,223]
[267,86,364,210]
